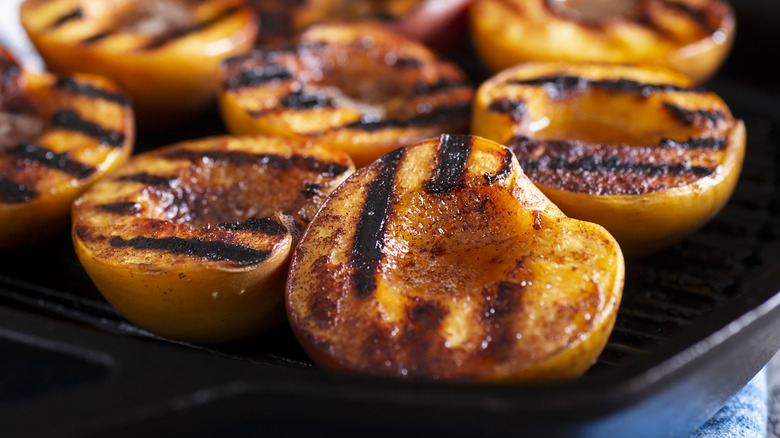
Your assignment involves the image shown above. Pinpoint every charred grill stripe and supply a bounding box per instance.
[352,147,404,297]
[280,89,334,110]
[81,31,112,45]
[507,76,702,98]
[0,175,38,203]
[392,57,423,68]
[217,217,287,235]
[345,103,471,132]
[51,109,126,147]
[659,137,727,150]
[484,149,515,185]
[222,65,294,90]
[142,7,240,50]
[662,102,725,125]
[425,134,472,193]
[109,235,271,265]
[161,149,349,177]
[301,183,323,197]
[55,77,130,106]
[520,154,716,178]
[117,173,177,187]
[6,142,96,179]
[47,8,83,30]
[100,201,141,215]
[487,98,527,122]
[414,79,470,95]
[663,0,717,34]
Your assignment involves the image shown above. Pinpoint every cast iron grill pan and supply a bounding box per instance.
[3,2,780,436]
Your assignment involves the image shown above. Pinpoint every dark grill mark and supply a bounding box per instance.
[47,8,83,30]
[488,98,527,122]
[392,57,423,68]
[520,154,715,178]
[222,65,294,90]
[0,175,38,203]
[507,76,702,98]
[345,103,471,132]
[425,134,472,193]
[117,173,177,187]
[352,147,404,297]
[51,109,126,147]
[217,217,288,236]
[484,149,514,185]
[663,102,725,126]
[142,7,240,50]
[280,89,334,110]
[81,31,112,45]
[663,0,717,34]
[6,143,96,179]
[414,79,469,95]
[301,183,323,197]
[659,137,727,150]
[162,149,350,177]
[55,77,130,106]
[100,202,141,215]
[109,235,271,265]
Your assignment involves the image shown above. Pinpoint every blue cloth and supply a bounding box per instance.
[690,368,767,437]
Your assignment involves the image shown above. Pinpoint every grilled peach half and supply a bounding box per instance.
[471,62,745,256]
[20,0,258,124]
[1,45,133,249]
[287,134,624,381]
[249,0,472,53]
[218,23,473,167]
[72,135,354,343]
[469,0,735,83]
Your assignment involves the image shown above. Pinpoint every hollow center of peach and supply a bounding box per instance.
[548,0,642,22]
[139,160,312,229]
[119,1,196,36]
[523,91,695,146]
[0,111,44,150]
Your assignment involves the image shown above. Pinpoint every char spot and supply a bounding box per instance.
[161,149,349,177]
[483,149,514,185]
[81,31,112,45]
[55,77,130,106]
[662,102,725,126]
[345,103,471,132]
[0,175,38,203]
[222,65,294,90]
[520,153,715,178]
[280,89,334,110]
[301,183,323,197]
[508,76,702,98]
[217,216,288,235]
[141,6,240,50]
[488,98,527,122]
[6,143,96,179]
[109,235,271,265]
[100,202,141,215]
[659,137,727,150]
[51,109,126,147]
[117,172,177,187]
[47,8,83,30]
[425,134,472,194]
[414,79,469,95]
[391,57,423,68]
[352,147,404,297]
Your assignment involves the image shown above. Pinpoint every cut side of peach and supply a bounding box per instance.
[287,134,624,381]
[218,23,473,167]
[72,135,354,343]
[469,0,735,83]
[1,45,134,249]
[20,0,259,124]
[471,61,746,256]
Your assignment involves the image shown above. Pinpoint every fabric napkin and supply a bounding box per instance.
[690,368,767,438]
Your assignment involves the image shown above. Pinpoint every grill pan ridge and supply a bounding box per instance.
[3,1,780,437]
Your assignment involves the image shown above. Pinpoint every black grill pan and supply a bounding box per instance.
[3,1,780,436]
